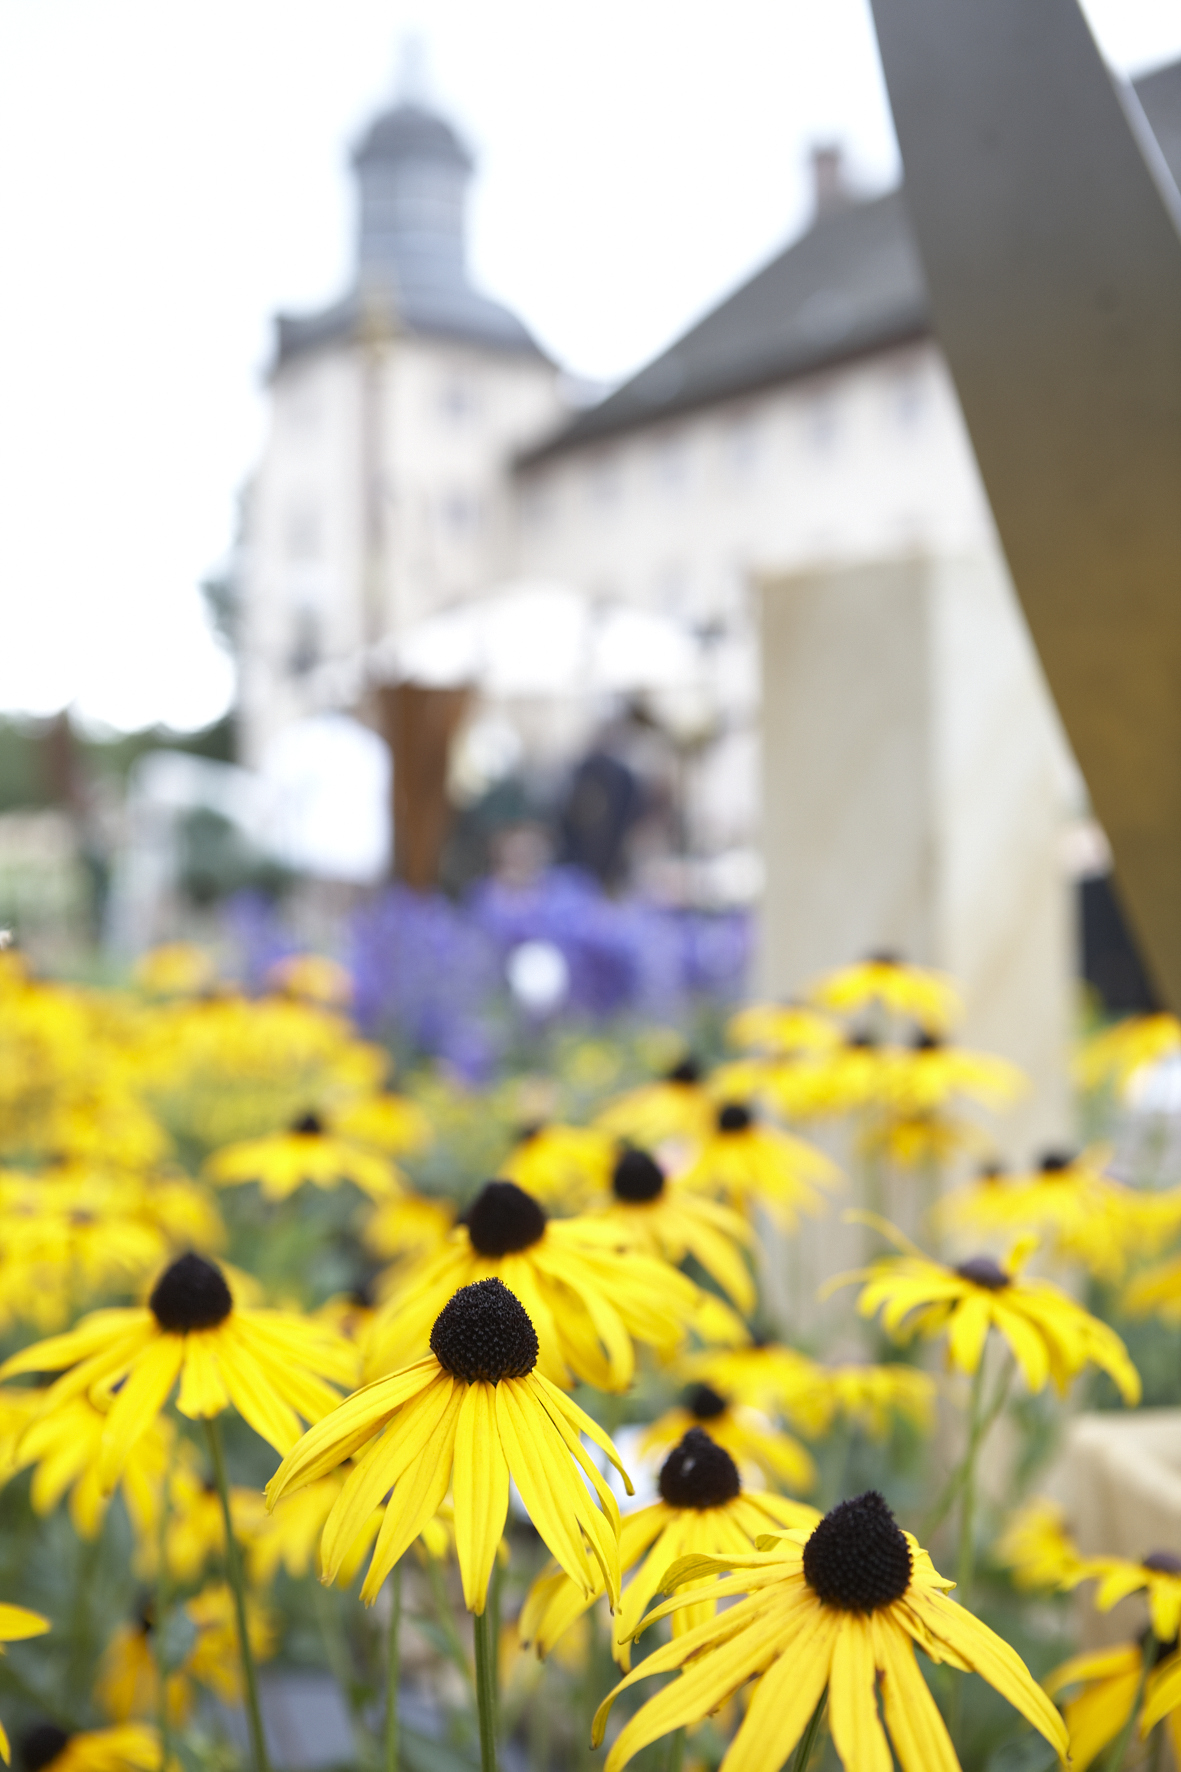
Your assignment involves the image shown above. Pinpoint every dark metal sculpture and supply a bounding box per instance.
[870,0,1181,1005]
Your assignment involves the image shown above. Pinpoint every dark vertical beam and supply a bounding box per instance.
[870,0,1181,1005]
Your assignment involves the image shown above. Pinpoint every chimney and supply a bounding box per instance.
[810,143,851,221]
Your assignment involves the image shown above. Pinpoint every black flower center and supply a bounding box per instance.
[612,1148,665,1202]
[847,1031,879,1050]
[1144,1551,1181,1575]
[867,950,902,966]
[465,1181,547,1257]
[1039,1150,1074,1174]
[658,1427,741,1509]
[717,1102,751,1134]
[149,1253,233,1332]
[803,1491,912,1611]
[913,1032,943,1052]
[666,1057,701,1085]
[683,1383,727,1421]
[430,1278,539,1384]
[21,1727,69,1772]
[292,1112,324,1136]
[955,1255,1011,1292]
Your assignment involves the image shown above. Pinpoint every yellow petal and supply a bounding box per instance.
[98,1335,185,1492]
[917,1591,1069,1753]
[205,1332,301,1453]
[874,1614,959,1772]
[0,1606,49,1643]
[827,1613,892,1772]
[452,1381,510,1614]
[359,1386,463,1603]
[725,1603,838,1772]
[320,1376,455,1580]
[266,1358,439,1504]
[176,1332,231,1420]
[494,1379,600,1598]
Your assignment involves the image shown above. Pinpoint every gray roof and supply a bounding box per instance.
[274,99,544,369]
[520,57,1181,465]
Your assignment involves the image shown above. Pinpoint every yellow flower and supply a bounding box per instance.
[1074,1548,1181,1644]
[268,1278,630,1613]
[360,1191,456,1268]
[882,1033,1026,1115]
[809,953,962,1033]
[938,1149,1150,1280]
[159,1448,261,1583]
[498,1123,618,1211]
[96,1586,275,1723]
[683,1343,835,1437]
[245,1471,382,1587]
[17,1397,169,1549]
[684,1344,934,1441]
[1076,1012,1181,1095]
[676,1104,839,1231]
[363,1180,704,1392]
[1123,1245,1181,1323]
[521,1429,818,1668]
[13,1724,159,1772]
[857,1110,992,1171]
[329,1091,433,1156]
[206,1114,399,1202]
[595,1058,716,1146]
[0,1606,51,1762]
[726,1003,841,1058]
[835,1223,1141,1401]
[135,992,386,1150]
[1045,1640,1181,1771]
[593,1490,1067,1772]
[638,1386,815,1493]
[133,944,216,999]
[0,1253,358,1487]
[817,1362,936,1439]
[764,1033,897,1120]
[267,953,352,1008]
[567,1148,756,1313]
[994,1499,1085,1591]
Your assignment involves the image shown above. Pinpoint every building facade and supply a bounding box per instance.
[238,95,563,770]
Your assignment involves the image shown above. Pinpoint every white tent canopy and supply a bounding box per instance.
[376,580,706,698]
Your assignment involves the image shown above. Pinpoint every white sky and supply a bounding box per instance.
[1,0,1179,733]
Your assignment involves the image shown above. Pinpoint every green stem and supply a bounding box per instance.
[385,1563,402,1772]
[424,1554,474,1692]
[921,1358,1014,1542]
[473,1600,499,1772]
[667,1726,685,1771]
[956,1358,987,1610]
[204,1416,270,1772]
[792,1692,828,1770]
[154,1455,173,1768]
[1109,1637,1158,1770]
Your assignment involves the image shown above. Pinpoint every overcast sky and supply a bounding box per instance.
[1,0,1179,734]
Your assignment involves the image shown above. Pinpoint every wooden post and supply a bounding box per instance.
[376,682,471,890]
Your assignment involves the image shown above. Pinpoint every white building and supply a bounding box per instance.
[238,62,1181,1154]
[239,93,564,770]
